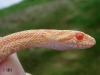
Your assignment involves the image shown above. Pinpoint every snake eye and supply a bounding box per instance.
[75,32,84,40]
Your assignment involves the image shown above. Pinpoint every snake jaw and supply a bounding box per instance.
[83,33,96,48]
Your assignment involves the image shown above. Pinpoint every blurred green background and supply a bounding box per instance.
[0,0,100,75]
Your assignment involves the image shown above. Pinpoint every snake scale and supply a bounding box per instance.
[0,29,96,63]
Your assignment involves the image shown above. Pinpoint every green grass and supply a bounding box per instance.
[0,0,53,17]
[0,0,100,75]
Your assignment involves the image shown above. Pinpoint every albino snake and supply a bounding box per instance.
[0,29,96,63]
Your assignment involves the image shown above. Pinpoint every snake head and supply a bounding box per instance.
[57,30,96,50]
[74,31,96,49]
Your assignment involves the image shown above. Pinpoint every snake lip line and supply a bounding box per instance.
[0,29,96,63]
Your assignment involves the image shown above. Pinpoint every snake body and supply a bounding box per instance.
[0,29,96,63]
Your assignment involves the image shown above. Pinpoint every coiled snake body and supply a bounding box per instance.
[0,29,96,63]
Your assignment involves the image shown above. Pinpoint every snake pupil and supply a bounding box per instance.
[75,32,84,40]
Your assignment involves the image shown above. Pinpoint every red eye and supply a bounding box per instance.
[75,32,84,40]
